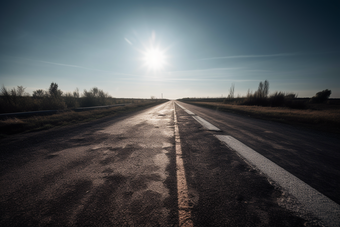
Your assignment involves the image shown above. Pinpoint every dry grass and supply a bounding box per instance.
[0,101,165,138]
[188,102,340,134]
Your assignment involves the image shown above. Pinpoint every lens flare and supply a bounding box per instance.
[143,48,166,70]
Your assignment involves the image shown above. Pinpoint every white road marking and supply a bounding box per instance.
[183,109,196,115]
[174,102,194,227]
[192,116,221,131]
[175,102,221,131]
[175,103,186,109]
[216,135,340,227]
[175,103,196,115]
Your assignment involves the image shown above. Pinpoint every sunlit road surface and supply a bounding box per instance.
[1,101,339,226]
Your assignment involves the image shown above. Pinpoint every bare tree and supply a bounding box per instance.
[257,81,264,98]
[73,88,80,98]
[247,89,251,98]
[92,87,99,97]
[229,83,235,99]
[264,80,269,98]
[1,85,10,97]
[0,85,11,104]
[32,89,45,98]
[49,82,62,98]
[16,86,26,96]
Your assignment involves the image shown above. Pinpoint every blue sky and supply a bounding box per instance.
[1,0,339,99]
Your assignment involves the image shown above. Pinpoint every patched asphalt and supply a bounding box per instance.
[0,101,327,226]
[0,102,177,226]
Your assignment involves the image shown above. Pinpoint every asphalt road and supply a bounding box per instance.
[176,101,340,205]
[1,100,336,226]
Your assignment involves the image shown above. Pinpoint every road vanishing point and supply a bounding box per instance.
[1,101,340,227]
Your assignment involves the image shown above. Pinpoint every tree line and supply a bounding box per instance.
[224,80,331,108]
[0,82,149,114]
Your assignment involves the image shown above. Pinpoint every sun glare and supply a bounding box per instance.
[143,48,166,70]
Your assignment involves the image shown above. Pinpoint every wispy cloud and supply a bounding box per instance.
[162,78,258,82]
[37,60,92,69]
[195,51,340,61]
[32,59,137,76]
[195,52,303,61]
[166,67,243,74]
[125,38,133,45]
[0,55,136,76]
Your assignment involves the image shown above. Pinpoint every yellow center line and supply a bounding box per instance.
[174,102,194,227]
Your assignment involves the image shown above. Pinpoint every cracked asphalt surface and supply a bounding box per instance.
[0,101,331,226]
[1,102,177,226]
[176,101,340,206]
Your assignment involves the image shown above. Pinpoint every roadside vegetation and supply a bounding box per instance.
[179,81,340,134]
[0,100,166,138]
[0,82,167,138]
[0,82,157,114]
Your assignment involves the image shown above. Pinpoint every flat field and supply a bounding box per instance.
[185,101,340,134]
[0,100,166,138]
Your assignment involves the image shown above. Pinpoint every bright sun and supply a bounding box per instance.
[143,48,166,70]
